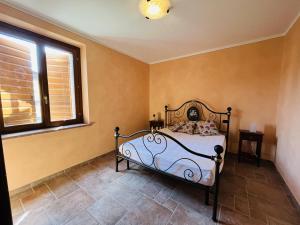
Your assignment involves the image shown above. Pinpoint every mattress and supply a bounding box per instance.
[119,128,226,186]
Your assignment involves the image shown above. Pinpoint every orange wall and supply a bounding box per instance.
[276,17,300,203]
[1,3,299,205]
[150,38,284,160]
[0,4,149,190]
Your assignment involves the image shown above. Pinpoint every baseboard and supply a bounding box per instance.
[275,163,300,211]
[10,149,299,213]
[9,150,115,197]
[226,152,299,211]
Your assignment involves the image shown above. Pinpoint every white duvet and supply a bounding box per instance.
[119,128,226,186]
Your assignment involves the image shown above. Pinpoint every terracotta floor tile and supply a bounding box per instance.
[268,216,294,225]
[97,167,123,183]
[104,180,143,208]
[234,196,250,216]
[87,195,126,225]
[219,192,235,210]
[13,208,53,225]
[154,185,175,204]
[248,195,300,225]
[66,163,98,180]
[115,168,152,190]
[46,189,94,225]
[46,174,79,198]
[255,166,285,187]
[140,178,165,198]
[163,199,178,212]
[64,210,98,225]
[90,155,115,170]
[247,180,291,207]
[151,173,178,187]
[169,204,217,225]
[10,197,23,216]
[171,184,212,217]
[267,173,286,187]
[10,188,33,200]
[115,196,172,225]
[235,163,256,179]
[254,173,267,183]
[220,206,266,225]
[68,168,109,200]
[10,153,300,225]
[21,184,56,211]
[220,173,247,198]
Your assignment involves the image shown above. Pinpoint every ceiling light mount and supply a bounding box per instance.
[139,0,171,20]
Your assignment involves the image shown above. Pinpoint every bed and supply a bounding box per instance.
[114,100,231,221]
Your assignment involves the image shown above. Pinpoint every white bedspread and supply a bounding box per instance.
[119,128,226,186]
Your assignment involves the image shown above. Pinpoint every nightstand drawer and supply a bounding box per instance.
[240,133,259,141]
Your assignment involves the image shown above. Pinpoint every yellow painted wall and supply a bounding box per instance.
[0,4,149,190]
[1,3,300,206]
[276,17,300,203]
[150,38,284,160]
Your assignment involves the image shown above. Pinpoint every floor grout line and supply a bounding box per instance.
[164,202,179,225]
[44,182,58,200]
[9,154,300,225]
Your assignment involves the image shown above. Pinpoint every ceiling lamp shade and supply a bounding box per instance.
[139,0,171,20]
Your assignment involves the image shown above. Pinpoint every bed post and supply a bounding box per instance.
[127,158,130,170]
[114,127,120,172]
[225,107,232,151]
[205,186,210,205]
[212,145,224,222]
[164,105,168,128]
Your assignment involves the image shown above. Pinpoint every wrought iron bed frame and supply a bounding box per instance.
[114,100,232,222]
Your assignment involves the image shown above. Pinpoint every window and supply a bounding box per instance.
[0,22,83,134]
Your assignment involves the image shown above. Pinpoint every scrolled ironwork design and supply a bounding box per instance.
[120,131,204,183]
[144,132,166,145]
[153,157,203,183]
[207,112,218,122]
[121,142,153,166]
[166,100,225,130]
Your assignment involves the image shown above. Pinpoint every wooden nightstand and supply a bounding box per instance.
[149,120,164,130]
[238,129,264,167]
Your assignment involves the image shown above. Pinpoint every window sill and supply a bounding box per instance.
[2,123,94,140]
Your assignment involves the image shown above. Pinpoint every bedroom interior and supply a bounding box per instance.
[0,0,299,225]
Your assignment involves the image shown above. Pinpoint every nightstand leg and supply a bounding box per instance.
[256,140,262,167]
[238,138,242,162]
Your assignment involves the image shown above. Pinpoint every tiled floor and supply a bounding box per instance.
[10,153,300,225]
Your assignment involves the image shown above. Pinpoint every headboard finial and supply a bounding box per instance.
[227,107,232,114]
[114,127,120,137]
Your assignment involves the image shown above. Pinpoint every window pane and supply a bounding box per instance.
[0,34,42,127]
[45,47,76,122]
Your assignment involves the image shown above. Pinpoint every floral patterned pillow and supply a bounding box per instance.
[196,120,219,136]
[176,121,197,134]
[194,121,204,134]
[169,121,185,132]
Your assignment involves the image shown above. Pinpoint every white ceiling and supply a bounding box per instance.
[1,0,300,64]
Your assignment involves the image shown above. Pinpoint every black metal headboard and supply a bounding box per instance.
[164,100,232,146]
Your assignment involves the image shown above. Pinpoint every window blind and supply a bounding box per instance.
[0,21,83,134]
[0,34,41,127]
[45,47,76,122]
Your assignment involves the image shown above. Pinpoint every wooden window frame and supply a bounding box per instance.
[0,22,83,134]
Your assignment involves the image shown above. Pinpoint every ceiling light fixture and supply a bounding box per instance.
[139,0,171,20]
